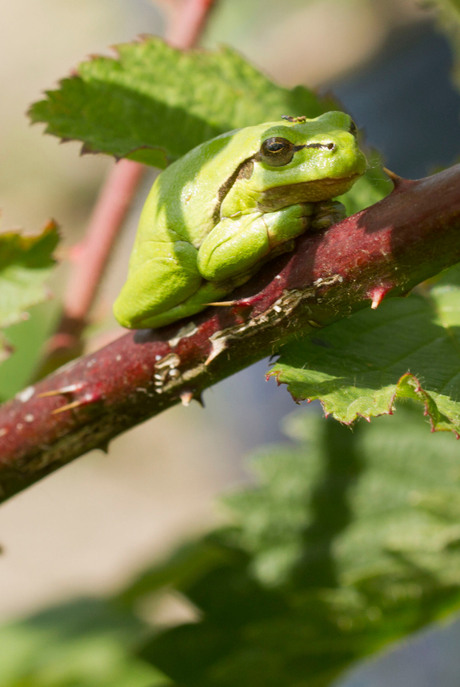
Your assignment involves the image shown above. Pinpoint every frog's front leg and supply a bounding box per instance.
[310,200,346,231]
[197,203,316,282]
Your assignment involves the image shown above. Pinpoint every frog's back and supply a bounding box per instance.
[131,123,277,255]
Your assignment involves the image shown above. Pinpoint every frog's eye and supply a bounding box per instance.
[349,119,358,136]
[259,137,296,166]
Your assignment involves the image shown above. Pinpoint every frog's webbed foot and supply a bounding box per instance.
[310,200,346,231]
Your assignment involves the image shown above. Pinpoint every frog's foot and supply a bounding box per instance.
[310,200,346,231]
[134,282,225,328]
[146,267,270,327]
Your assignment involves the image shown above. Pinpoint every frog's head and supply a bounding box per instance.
[235,111,367,211]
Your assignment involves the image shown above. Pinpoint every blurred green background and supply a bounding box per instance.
[1,1,460,685]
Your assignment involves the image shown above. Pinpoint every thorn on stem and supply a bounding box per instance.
[39,383,85,398]
[207,300,237,307]
[383,167,411,190]
[369,285,391,309]
[51,391,101,415]
[180,390,194,406]
[52,399,87,415]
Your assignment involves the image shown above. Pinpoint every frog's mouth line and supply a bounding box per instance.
[316,172,361,185]
[259,173,362,209]
[270,172,361,192]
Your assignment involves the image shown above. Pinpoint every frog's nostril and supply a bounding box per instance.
[325,142,335,151]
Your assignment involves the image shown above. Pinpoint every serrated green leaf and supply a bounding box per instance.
[269,263,460,434]
[0,222,58,332]
[134,408,460,686]
[28,38,337,167]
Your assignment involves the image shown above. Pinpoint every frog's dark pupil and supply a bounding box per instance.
[263,137,290,154]
[267,141,284,152]
[259,137,295,166]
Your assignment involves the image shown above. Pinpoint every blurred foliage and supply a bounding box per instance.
[2,406,460,685]
[430,0,460,86]
[0,223,58,331]
[0,223,59,385]
[0,598,166,686]
[0,301,59,402]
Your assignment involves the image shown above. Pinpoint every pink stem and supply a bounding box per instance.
[166,0,217,48]
[64,159,143,326]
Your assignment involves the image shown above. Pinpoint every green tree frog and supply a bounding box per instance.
[114,111,366,329]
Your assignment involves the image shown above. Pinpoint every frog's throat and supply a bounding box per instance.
[258,173,361,210]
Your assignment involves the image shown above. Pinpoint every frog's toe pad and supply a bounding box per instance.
[311,200,346,231]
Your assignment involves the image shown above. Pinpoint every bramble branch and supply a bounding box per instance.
[1,165,460,503]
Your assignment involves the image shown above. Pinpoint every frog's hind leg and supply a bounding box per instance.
[113,240,203,329]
